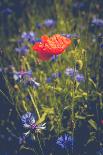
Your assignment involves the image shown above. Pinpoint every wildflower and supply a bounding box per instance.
[25,78,40,89]
[100,44,103,49]
[21,112,36,128]
[75,74,85,82]
[43,19,56,28]
[32,34,72,61]
[91,18,103,27]
[15,45,29,55]
[51,55,58,62]
[46,77,52,83]
[19,135,26,144]
[56,134,73,149]
[51,72,62,79]
[62,33,80,39]
[21,112,46,132]
[65,67,85,82]
[96,148,103,155]
[1,8,13,15]
[65,68,78,77]
[13,70,32,81]
[21,31,37,44]
[35,23,42,29]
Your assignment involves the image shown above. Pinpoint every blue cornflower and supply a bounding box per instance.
[21,31,36,44]
[21,112,46,138]
[13,70,32,81]
[35,23,42,29]
[46,72,61,83]
[62,33,80,39]
[51,72,62,79]
[75,74,85,82]
[21,112,36,128]
[65,67,85,82]
[100,44,103,49]
[91,18,103,27]
[51,55,58,62]
[65,68,78,77]
[56,134,73,149]
[19,134,26,144]
[44,19,56,28]
[25,78,40,89]
[46,77,52,83]
[15,45,29,55]
[1,8,13,15]
[96,148,103,155]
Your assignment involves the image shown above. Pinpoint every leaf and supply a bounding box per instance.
[75,113,86,120]
[88,78,97,88]
[88,119,97,130]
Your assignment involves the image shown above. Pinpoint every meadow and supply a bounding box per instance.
[0,0,103,155]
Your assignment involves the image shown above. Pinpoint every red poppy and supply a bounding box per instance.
[32,34,72,61]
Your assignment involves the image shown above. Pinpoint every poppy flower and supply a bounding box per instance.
[32,34,72,61]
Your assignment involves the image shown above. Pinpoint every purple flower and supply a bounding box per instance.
[62,33,80,39]
[51,55,58,62]
[100,44,103,48]
[75,74,85,82]
[35,23,42,29]
[56,134,73,149]
[44,19,56,28]
[1,8,13,15]
[21,112,46,133]
[25,78,40,89]
[15,45,29,55]
[65,68,78,77]
[91,18,103,27]
[65,67,85,82]
[51,72,62,79]
[21,112,36,128]
[13,70,32,81]
[96,148,103,155]
[46,77,52,83]
[21,31,37,44]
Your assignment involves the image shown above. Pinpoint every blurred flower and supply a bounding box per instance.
[75,74,85,82]
[44,19,56,28]
[25,78,40,89]
[65,68,78,77]
[35,23,42,29]
[65,67,85,82]
[51,72,62,79]
[15,45,29,55]
[32,34,72,61]
[46,77,52,83]
[21,31,37,44]
[96,148,103,155]
[51,55,58,62]
[62,33,80,39]
[46,72,61,83]
[56,134,73,149]
[19,135,26,144]
[100,44,103,48]
[1,8,13,15]
[0,68,3,72]
[97,34,103,43]
[91,18,103,27]
[13,70,32,81]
